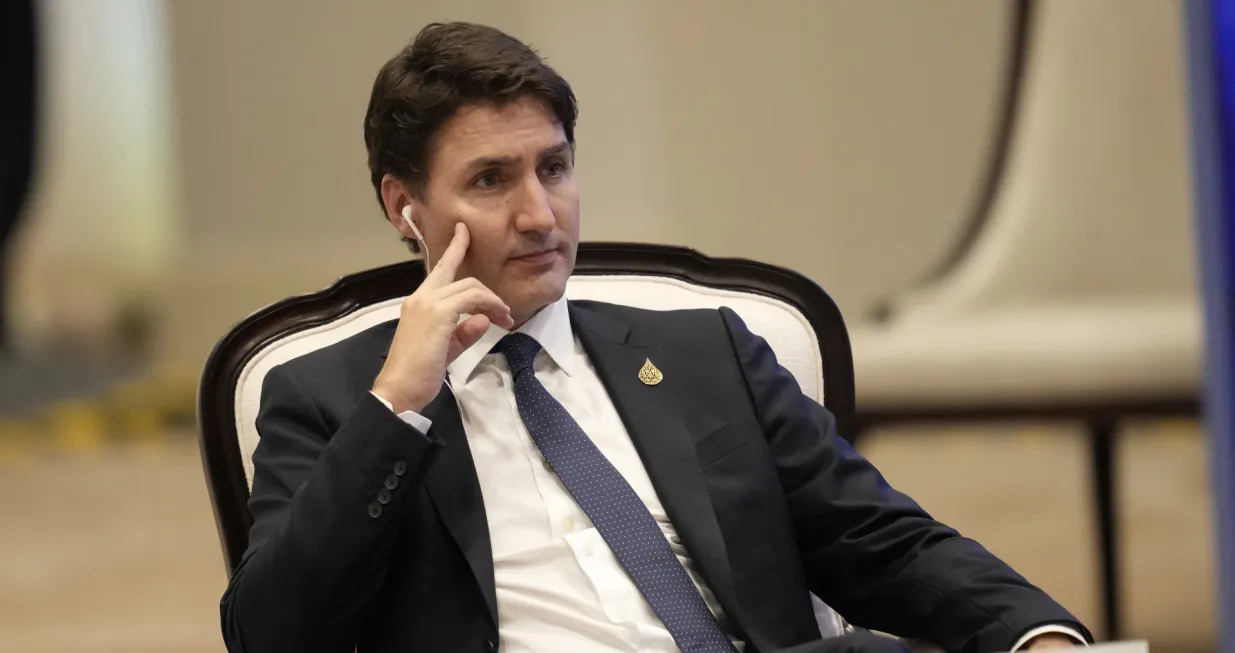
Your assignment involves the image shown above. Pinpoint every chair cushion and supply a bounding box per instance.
[234,296,404,485]
[234,274,825,488]
[850,299,1201,409]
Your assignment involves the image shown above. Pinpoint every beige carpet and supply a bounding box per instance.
[0,422,1216,652]
[861,421,1216,652]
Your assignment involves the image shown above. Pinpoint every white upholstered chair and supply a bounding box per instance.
[848,0,1201,640]
[198,243,857,639]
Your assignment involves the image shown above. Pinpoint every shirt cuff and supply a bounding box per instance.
[1010,625,1089,651]
[370,391,434,434]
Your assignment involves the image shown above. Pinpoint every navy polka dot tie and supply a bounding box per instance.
[496,333,736,652]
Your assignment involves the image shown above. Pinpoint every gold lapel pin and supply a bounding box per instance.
[638,359,663,386]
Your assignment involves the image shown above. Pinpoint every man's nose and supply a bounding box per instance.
[513,178,555,234]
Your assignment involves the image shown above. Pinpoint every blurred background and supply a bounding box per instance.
[0,0,1219,651]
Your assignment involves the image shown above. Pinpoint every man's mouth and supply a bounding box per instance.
[511,248,558,266]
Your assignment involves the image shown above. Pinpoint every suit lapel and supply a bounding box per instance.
[380,326,498,626]
[419,384,499,628]
[375,325,496,627]
[569,303,743,635]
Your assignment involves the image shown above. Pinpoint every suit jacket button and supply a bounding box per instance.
[384,474,399,490]
[377,488,392,505]
[367,502,383,519]
[393,459,408,476]
[485,639,496,652]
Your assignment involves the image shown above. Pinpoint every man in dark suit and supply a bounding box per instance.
[220,22,1091,653]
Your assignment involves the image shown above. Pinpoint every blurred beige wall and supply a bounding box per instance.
[9,0,1196,371]
[155,0,1011,365]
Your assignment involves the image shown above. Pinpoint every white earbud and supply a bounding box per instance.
[401,204,430,269]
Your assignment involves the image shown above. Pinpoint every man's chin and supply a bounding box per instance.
[505,276,568,318]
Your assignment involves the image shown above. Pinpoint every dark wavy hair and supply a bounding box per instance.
[363,22,577,251]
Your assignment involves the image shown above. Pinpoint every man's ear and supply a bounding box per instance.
[380,173,417,240]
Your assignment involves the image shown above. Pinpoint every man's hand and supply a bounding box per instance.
[1023,634,1085,650]
[372,222,513,414]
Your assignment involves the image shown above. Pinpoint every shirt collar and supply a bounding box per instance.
[446,294,575,384]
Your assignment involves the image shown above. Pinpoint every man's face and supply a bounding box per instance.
[406,98,579,324]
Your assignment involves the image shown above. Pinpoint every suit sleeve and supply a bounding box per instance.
[220,364,443,653]
[718,307,1091,653]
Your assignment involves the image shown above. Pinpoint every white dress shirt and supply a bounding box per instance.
[374,295,1084,652]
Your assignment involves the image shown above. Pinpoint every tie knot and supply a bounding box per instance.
[495,333,542,375]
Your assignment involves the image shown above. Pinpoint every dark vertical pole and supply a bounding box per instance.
[0,0,38,353]
[1088,421,1120,641]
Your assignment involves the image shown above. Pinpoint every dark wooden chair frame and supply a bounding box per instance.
[197,243,858,574]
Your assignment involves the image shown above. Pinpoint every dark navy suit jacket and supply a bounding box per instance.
[220,301,1088,653]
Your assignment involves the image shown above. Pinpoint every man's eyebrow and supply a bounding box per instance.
[462,154,520,171]
[539,141,571,159]
[461,141,571,172]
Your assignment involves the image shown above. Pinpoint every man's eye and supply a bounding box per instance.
[474,171,501,189]
[543,160,567,178]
